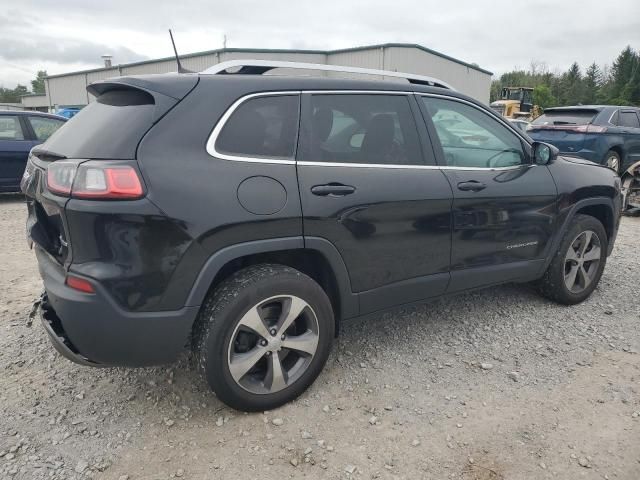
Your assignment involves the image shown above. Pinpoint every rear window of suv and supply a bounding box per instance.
[532,110,598,126]
[41,88,156,159]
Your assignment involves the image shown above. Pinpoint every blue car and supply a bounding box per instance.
[0,111,66,192]
[56,107,81,119]
[528,105,640,174]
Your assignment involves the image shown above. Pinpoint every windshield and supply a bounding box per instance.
[532,110,597,126]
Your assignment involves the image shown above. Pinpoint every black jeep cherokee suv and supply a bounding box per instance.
[23,61,621,411]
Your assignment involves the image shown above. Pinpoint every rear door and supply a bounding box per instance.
[617,110,640,169]
[296,92,453,315]
[419,94,558,292]
[0,115,36,191]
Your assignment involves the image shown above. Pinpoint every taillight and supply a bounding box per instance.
[573,124,607,133]
[46,161,78,196]
[528,124,607,133]
[73,164,144,199]
[66,275,95,294]
[46,161,144,200]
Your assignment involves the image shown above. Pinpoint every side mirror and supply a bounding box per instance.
[533,142,559,165]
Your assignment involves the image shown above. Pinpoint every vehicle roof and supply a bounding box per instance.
[544,105,638,113]
[194,73,479,102]
[0,110,66,120]
[90,72,486,107]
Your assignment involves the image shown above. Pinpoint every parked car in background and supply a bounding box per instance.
[527,105,640,174]
[0,111,66,192]
[508,118,530,134]
[56,108,81,119]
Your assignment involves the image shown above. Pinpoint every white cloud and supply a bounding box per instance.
[1,0,638,88]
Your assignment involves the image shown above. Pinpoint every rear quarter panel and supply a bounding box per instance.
[135,78,303,309]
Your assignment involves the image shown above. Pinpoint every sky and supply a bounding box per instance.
[1,0,639,89]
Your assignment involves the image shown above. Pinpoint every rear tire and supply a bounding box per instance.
[194,264,334,412]
[604,150,621,174]
[537,214,607,305]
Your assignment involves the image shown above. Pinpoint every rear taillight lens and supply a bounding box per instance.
[573,124,607,133]
[73,165,144,199]
[47,161,78,196]
[65,275,95,294]
[46,161,144,200]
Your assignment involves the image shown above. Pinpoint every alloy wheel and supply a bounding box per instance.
[606,155,620,172]
[563,230,602,294]
[227,295,319,394]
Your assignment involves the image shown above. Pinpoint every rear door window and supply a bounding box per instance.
[299,94,426,165]
[0,116,25,140]
[215,95,299,159]
[28,116,66,141]
[618,111,640,128]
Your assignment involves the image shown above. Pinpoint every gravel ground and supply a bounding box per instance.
[1,192,639,480]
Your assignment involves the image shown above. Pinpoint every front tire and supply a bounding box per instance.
[537,214,607,305]
[194,264,334,411]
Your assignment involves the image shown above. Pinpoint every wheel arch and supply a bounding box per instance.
[541,197,617,275]
[185,237,358,335]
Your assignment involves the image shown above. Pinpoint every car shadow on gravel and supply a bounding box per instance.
[0,193,25,204]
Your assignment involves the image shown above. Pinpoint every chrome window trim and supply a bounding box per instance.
[206,90,300,165]
[304,90,414,95]
[206,90,415,164]
[297,160,526,172]
[206,89,531,171]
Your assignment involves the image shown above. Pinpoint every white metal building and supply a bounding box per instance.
[19,94,49,111]
[41,43,492,110]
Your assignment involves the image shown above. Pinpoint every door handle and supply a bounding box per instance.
[311,183,356,196]
[457,181,487,192]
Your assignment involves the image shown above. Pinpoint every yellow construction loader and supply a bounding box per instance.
[490,87,540,120]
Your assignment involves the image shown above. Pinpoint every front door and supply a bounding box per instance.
[296,93,453,314]
[419,95,558,292]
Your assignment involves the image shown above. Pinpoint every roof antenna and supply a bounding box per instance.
[169,29,193,73]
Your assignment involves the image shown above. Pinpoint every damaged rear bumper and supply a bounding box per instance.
[39,293,102,367]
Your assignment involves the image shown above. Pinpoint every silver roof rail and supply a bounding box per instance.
[200,59,454,90]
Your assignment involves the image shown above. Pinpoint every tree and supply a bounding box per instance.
[559,62,583,105]
[31,70,47,95]
[533,84,556,109]
[582,63,601,105]
[608,46,639,104]
[0,85,29,103]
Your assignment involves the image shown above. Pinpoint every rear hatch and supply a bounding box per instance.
[527,108,601,153]
[22,74,198,266]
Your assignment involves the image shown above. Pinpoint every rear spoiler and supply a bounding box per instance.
[87,75,199,123]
